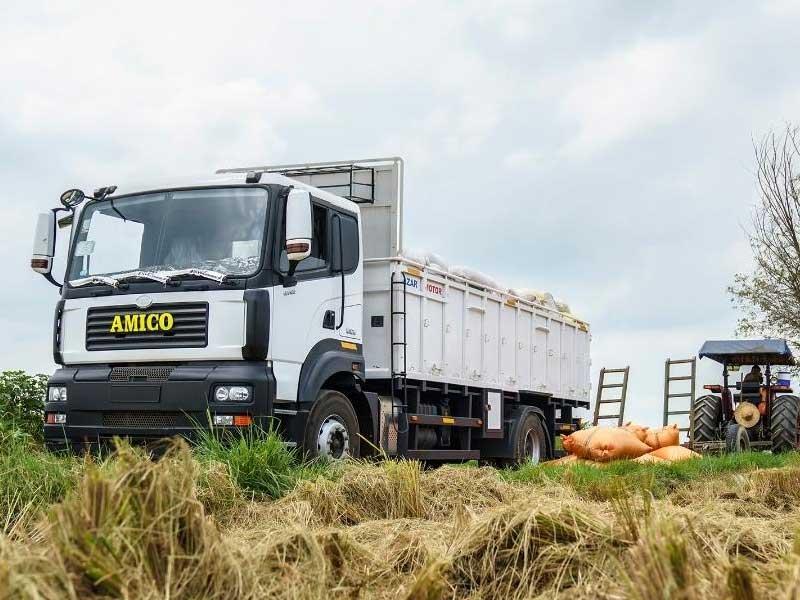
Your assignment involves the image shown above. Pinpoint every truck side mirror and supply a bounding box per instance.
[31,212,56,275]
[285,189,312,262]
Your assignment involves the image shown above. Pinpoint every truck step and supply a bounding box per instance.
[403,449,480,460]
[407,414,483,428]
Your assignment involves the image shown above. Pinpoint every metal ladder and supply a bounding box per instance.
[389,271,408,435]
[663,357,696,437]
[593,367,630,427]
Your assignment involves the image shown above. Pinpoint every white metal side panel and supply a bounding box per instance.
[364,291,390,373]
[484,297,501,386]
[533,315,549,393]
[362,258,592,402]
[445,284,465,380]
[563,323,576,398]
[500,302,517,388]
[517,309,532,390]
[577,328,591,401]
[547,318,561,395]
[423,287,445,377]
[404,275,423,378]
[465,292,483,382]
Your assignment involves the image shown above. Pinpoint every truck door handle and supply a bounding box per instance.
[323,310,336,330]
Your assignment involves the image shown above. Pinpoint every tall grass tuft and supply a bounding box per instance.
[49,439,251,599]
[193,424,328,500]
[445,503,620,599]
[0,423,79,533]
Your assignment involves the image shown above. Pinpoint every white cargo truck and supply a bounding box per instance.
[31,157,590,463]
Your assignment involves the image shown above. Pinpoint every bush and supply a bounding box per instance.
[0,370,48,442]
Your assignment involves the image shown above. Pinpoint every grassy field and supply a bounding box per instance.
[2,426,800,599]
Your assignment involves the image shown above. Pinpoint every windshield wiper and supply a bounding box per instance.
[114,271,171,285]
[70,268,231,289]
[159,268,230,284]
[70,275,122,288]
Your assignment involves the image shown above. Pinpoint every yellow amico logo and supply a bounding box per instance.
[109,312,174,334]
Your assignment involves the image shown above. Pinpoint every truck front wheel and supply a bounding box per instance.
[303,389,361,460]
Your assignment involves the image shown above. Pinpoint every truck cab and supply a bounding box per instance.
[35,167,372,457]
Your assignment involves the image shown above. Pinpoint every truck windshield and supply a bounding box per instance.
[67,187,268,283]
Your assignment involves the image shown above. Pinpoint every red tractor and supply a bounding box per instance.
[691,339,799,452]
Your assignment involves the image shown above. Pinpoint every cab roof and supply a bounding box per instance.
[698,339,795,366]
[103,172,359,214]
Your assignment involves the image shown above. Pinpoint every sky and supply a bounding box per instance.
[2,0,799,427]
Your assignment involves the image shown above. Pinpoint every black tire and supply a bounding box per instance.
[303,389,361,460]
[691,395,722,443]
[508,412,548,466]
[725,423,750,453]
[771,394,800,453]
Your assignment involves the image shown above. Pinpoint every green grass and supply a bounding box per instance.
[192,425,333,499]
[0,422,79,530]
[503,451,800,498]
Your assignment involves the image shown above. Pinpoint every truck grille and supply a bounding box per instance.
[109,366,175,383]
[102,412,182,429]
[86,303,208,351]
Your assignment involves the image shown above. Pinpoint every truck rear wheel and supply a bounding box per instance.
[303,389,361,460]
[771,394,800,453]
[511,412,547,466]
[692,395,722,443]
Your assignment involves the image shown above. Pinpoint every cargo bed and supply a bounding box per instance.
[363,256,591,404]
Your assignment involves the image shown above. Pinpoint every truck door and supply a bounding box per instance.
[270,200,362,403]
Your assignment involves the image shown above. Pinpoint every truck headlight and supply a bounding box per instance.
[214,385,252,402]
[48,386,67,402]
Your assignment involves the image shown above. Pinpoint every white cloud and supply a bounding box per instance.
[558,38,713,158]
[503,149,540,170]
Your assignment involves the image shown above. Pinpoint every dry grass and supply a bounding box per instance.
[3,442,800,599]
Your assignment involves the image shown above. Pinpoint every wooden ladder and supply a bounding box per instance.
[663,357,696,438]
[593,367,630,427]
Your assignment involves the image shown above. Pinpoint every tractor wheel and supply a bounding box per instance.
[691,395,722,443]
[725,423,750,453]
[770,394,800,453]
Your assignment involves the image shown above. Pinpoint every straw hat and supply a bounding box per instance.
[734,402,760,428]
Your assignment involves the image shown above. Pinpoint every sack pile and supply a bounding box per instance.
[558,423,700,464]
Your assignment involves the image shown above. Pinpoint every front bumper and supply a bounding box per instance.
[44,361,286,450]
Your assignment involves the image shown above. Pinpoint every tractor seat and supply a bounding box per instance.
[741,381,762,394]
[739,380,762,403]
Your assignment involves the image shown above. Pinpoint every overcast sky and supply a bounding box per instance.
[3,1,799,427]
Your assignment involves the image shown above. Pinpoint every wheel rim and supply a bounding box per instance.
[523,428,541,464]
[317,414,350,459]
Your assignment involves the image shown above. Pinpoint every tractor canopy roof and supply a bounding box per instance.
[698,339,795,366]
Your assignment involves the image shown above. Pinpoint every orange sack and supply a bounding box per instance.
[644,424,680,449]
[622,422,649,442]
[561,426,598,456]
[562,427,652,462]
[649,445,701,462]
